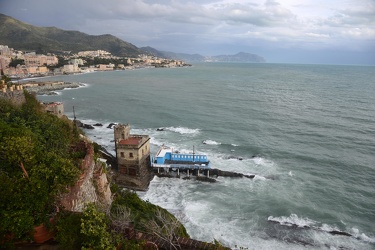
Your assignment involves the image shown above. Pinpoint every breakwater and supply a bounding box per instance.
[24,81,83,95]
[154,167,256,183]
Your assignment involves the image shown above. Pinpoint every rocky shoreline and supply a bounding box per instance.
[24,81,84,95]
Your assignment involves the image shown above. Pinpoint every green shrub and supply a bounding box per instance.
[0,94,81,243]
[55,211,83,249]
[80,204,114,250]
[111,190,189,238]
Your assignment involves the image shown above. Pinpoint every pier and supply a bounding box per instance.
[153,167,255,182]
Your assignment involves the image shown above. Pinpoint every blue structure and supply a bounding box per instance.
[152,145,211,170]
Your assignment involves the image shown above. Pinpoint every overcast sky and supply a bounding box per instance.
[1,0,375,64]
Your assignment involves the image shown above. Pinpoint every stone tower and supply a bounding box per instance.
[113,124,153,190]
[114,123,130,141]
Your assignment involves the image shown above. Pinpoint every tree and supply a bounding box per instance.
[0,94,81,244]
[0,135,36,178]
[9,58,25,68]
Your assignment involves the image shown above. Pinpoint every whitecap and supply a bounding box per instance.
[165,126,200,135]
[253,175,267,181]
[268,214,318,228]
[319,223,340,232]
[252,156,264,165]
[202,139,221,145]
[351,228,375,243]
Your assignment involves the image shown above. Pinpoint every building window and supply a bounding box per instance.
[129,152,133,158]
[120,152,125,158]
[121,133,125,139]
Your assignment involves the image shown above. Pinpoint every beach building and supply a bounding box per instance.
[113,124,153,190]
[152,146,210,169]
[152,145,211,177]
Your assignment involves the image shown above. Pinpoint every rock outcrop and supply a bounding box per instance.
[59,140,112,212]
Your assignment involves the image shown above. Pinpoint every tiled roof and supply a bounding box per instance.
[119,137,142,146]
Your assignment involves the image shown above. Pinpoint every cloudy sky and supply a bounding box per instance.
[1,0,375,64]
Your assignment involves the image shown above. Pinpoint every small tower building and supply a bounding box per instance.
[113,124,153,190]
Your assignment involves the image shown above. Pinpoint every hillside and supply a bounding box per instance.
[0,13,266,62]
[0,13,141,57]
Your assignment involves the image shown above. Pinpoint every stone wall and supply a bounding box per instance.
[113,156,154,191]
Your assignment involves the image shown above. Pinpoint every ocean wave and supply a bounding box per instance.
[351,228,375,243]
[202,139,221,145]
[268,214,317,228]
[268,214,375,245]
[165,126,200,135]
[251,156,266,165]
[253,175,267,181]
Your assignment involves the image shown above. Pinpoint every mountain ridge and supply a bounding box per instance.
[0,13,266,62]
[0,13,141,57]
[140,47,266,63]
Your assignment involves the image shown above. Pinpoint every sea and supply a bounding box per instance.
[36,63,375,250]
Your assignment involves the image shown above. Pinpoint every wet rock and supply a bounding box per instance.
[329,230,352,237]
[93,123,103,126]
[156,128,164,131]
[196,176,216,183]
[74,119,83,127]
[82,124,94,129]
[107,123,116,129]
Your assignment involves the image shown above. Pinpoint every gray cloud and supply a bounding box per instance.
[0,0,374,64]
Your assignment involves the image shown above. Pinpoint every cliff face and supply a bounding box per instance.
[59,140,112,212]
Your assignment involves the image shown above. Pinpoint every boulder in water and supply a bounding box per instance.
[107,123,117,129]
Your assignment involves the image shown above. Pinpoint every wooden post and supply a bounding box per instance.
[207,170,210,178]
[187,169,189,176]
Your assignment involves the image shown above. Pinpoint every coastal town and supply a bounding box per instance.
[0,44,190,79]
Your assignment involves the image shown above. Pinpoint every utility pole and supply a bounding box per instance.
[73,106,76,122]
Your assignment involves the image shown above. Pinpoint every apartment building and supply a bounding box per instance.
[24,53,58,67]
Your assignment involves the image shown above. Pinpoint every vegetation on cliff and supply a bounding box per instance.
[0,92,190,249]
[56,190,190,249]
[0,92,82,244]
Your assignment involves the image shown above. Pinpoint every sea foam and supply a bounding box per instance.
[165,126,200,135]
